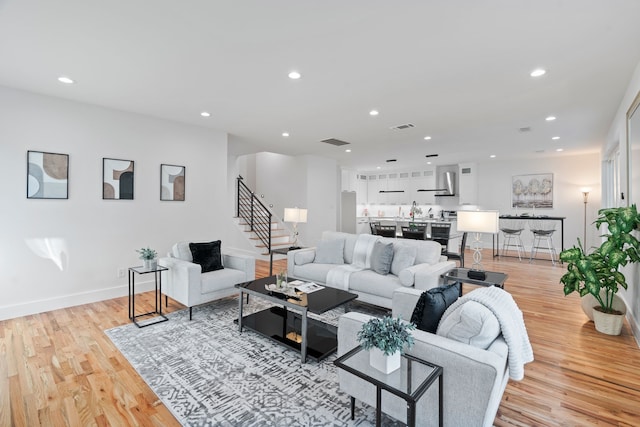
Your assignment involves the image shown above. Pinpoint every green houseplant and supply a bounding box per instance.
[559,205,640,335]
[357,316,415,373]
[136,247,158,270]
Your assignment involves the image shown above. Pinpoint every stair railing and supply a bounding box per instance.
[236,176,272,253]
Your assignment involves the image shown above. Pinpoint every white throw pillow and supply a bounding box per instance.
[390,244,417,276]
[314,239,345,264]
[294,250,315,265]
[436,301,501,349]
[172,242,193,262]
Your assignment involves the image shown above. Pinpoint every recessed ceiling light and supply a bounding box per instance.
[490,155,496,158]
[200,111,211,117]
[545,116,556,121]
[427,161,432,165]
[552,136,560,140]
[556,148,563,152]
[288,71,301,80]
[530,68,546,77]
[57,76,74,84]
[282,132,290,137]
[345,149,351,153]
[376,166,381,169]
[369,110,379,116]
[424,136,432,140]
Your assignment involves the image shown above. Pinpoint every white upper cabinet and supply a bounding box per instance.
[458,162,478,205]
[341,169,358,192]
[356,174,368,204]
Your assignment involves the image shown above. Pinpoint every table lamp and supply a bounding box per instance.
[284,207,307,249]
[456,210,499,280]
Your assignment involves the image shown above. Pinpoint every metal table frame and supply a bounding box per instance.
[128,265,169,328]
[334,346,443,427]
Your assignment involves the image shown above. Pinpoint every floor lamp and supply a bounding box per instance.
[456,210,500,280]
[582,189,590,248]
[284,207,307,250]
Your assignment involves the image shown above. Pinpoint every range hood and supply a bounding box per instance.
[417,171,456,196]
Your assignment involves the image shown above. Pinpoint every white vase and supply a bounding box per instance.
[592,307,625,335]
[144,259,157,270]
[369,347,401,374]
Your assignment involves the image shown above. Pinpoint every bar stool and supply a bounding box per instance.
[500,219,526,260]
[529,219,557,265]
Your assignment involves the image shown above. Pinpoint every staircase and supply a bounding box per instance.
[236,176,292,255]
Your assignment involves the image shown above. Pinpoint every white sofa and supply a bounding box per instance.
[338,287,513,426]
[159,241,255,319]
[287,231,455,309]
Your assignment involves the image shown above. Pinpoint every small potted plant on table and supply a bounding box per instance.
[357,316,415,374]
[560,205,640,335]
[136,247,158,270]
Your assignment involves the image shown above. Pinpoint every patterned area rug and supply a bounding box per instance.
[105,297,402,426]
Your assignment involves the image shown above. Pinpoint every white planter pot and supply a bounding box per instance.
[581,292,626,321]
[143,259,158,270]
[369,347,401,374]
[592,307,625,336]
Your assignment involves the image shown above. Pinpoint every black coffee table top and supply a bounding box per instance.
[236,276,358,315]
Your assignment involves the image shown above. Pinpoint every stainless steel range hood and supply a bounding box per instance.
[417,171,457,196]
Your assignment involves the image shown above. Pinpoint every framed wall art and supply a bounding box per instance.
[103,158,134,200]
[27,150,69,199]
[160,164,185,201]
[512,173,553,209]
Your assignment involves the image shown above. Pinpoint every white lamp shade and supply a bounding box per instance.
[457,210,499,234]
[284,207,307,223]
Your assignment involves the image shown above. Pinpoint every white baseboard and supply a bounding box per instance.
[627,309,640,348]
[0,279,157,321]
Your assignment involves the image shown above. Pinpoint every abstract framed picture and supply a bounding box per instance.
[103,158,134,200]
[160,164,185,201]
[27,150,69,199]
[512,173,553,209]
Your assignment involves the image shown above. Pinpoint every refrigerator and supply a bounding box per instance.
[340,191,357,233]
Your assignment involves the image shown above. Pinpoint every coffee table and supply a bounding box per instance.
[443,267,508,296]
[236,276,358,363]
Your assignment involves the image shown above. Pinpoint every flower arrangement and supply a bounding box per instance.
[409,203,422,219]
[357,316,416,356]
[136,247,158,260]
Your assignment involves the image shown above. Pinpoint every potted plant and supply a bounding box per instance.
[357,316,415,373]
[559,205,640,335]
[136,247,158,270]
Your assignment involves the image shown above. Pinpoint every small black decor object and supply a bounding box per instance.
[468,269,487,280]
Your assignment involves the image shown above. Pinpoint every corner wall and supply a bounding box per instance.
[0,86,236,320]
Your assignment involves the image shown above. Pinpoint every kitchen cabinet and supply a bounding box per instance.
[341,169,357,192]
[356,174,368,204]
[411,169,436,204]
[367,174,379,204]
[458,162,478,205]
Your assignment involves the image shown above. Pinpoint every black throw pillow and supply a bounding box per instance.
[189,241,224,273]
[410,282,461,333]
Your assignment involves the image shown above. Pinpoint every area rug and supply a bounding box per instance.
[105,297,402,426]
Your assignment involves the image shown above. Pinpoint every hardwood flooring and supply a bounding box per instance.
[1,253,639,426]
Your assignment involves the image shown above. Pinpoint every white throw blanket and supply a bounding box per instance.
[441,286,534,381]
[326,234,379,290]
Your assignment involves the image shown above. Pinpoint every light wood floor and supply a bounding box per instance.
[1,253,639,426]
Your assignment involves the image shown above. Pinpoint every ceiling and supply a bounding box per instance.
[2,0,640,171]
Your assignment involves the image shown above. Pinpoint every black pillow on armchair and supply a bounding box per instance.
[410,282,461,333]
[189,240,224,273]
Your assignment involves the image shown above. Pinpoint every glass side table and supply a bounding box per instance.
[334,346,443,427]
[128,265,169,328]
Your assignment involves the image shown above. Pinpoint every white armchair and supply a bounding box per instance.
[159,241,255,320]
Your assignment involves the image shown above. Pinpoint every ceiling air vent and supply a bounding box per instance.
[320,138,350,146]
[390,123,415,130]
[518,127,531,133]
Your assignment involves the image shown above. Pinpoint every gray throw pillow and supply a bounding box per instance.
[391,244,417,276]
[437,301,501,349]
[370,241,394,275]
[314,239,345,264]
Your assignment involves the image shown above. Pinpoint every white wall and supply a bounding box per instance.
[606,60,640,344]
[0,86,238,320]
[476,153,601,252]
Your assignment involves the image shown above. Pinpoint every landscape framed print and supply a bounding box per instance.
[103,158,134,200]
[27,150,69,199]
[512,173,553,209]
[160,164,185,201]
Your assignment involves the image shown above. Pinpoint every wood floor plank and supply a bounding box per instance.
[1,251,639,426]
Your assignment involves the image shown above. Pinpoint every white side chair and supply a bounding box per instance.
[528,220,557,265]
[500,219,526,261]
